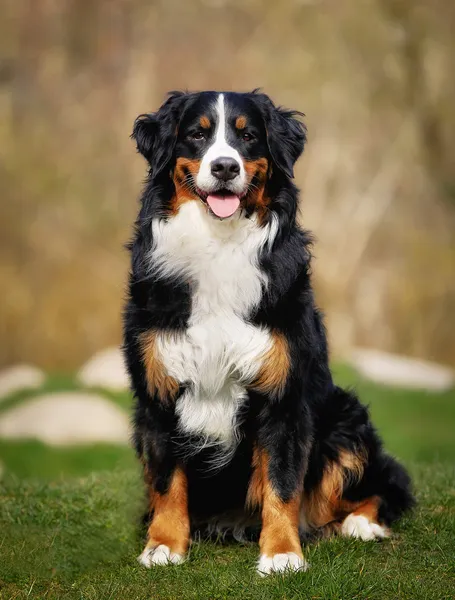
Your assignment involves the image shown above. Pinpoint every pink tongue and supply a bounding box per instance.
[206,194,240,218]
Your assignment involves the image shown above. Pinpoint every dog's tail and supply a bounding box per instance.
[375,452,416,525]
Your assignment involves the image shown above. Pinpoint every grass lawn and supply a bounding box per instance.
[0,367,454,599]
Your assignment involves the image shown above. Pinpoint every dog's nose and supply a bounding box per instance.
[211,157,240,181]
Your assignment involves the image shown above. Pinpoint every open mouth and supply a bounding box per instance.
[197,188,242,219]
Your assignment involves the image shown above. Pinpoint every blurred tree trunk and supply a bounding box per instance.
[381,0,453,195]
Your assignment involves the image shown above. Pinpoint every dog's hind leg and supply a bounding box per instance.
[340,452,415,541]
[340,496,389,540]
[302,386,414,541]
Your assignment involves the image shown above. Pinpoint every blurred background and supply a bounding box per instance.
[0,0,454,481]
[1,0,455,370]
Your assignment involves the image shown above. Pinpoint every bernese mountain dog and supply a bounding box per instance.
[123,90,414,575]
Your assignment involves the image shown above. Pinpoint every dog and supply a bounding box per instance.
[123,90,414,575]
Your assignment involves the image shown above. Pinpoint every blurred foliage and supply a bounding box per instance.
[0,0,454,369]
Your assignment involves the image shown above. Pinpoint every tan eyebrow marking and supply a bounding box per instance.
[199,115,211,129]
[236,116,247,129]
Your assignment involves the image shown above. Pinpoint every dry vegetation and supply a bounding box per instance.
[0,0,454,370]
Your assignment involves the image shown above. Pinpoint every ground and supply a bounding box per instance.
[0,366,454,600]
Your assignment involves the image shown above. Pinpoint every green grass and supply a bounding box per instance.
[0,368,454,599]
[1,465,454,600]
[0,440,135,480]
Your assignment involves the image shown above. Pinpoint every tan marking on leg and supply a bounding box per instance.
[251,331,290,397]
[247,448,303,557]
[352,495,381,521]
[146,468,190,555]
[139,330,179,404]
[303,449,366,528]
[199,115,211,129]
[246,446,264,510]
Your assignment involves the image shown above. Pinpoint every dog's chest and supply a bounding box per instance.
[150,202,275,444]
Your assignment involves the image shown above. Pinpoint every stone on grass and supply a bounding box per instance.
[350,348,455,392]
[77,347,130,391]
[0,391,129,445]
[0,364,46,402]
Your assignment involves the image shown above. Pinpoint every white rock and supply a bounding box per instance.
[0,392,130,445]
[77,347,130,391]
[350,348,455,391]
[0,364,46,402]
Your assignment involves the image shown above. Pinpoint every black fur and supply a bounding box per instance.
[249,90,306,178]
[123,90,414,547]
[132,91,189,177]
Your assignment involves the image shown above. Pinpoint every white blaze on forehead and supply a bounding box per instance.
[215,94,226,143]
[196,93,246,195]
[211,94,230,156]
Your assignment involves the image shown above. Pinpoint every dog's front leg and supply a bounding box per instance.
[247,395,311,576]
[136,330,190,567]
[248,446,309,576]
[138,462,190,567]
[245,332,311,575]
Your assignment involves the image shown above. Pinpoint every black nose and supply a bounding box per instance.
[211,157,240,181]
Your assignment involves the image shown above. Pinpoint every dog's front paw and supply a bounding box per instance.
[257,552,309,576]
[138,544,186,567]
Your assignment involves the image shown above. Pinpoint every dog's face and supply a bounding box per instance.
[174,93,269,219]
[133,91,306,221]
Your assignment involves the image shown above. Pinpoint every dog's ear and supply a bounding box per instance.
[251,92,306,179]
[132,91,189,178]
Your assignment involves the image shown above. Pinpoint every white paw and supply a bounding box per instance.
[137,544,185,567]
[257,552,309,576]
[341,514,388,541]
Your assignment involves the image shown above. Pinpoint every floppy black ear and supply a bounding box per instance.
[252,92,306,179]
[131,91,188,178]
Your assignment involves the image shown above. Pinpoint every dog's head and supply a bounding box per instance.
[132,91,306,220]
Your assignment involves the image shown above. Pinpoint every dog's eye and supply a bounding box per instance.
[191,131,206,141]
[242,132,254,142]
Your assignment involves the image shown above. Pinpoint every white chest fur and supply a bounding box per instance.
[148,201,277,449]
